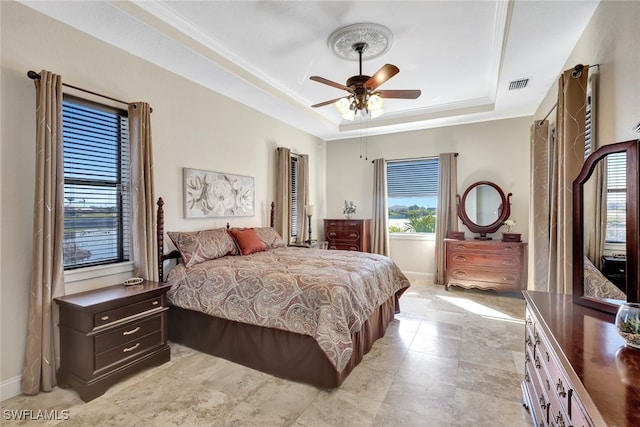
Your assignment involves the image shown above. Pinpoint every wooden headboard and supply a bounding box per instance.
[156,197,276,281]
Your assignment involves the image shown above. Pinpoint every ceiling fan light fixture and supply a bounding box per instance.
[370,108,384,119]
[335,97,352,114]
[367,94,383,111]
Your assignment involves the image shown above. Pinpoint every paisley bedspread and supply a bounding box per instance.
[166,247,410,372]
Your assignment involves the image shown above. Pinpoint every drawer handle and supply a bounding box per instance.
[546,350,550,363]
[525,336,532,347]
[123,343,140,353]
[526,317,532,326]
[546,379,551,392]
[524,372,530,383]
[525,353,530,363]
[534,355,541,369]
[556,379,567,398]
[534,331,541,345]
[122,326,140,336]
[502,275,516,282]
[152,301,159,306]
[538,396,548,411]
[456,244,466,249]
[453,256,467,262]
[554,412,566,427]
[101,315,109,321]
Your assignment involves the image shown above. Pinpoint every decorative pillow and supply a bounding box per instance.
[167,228,238,267]
[228,228,266,255]
[253,227,286,249]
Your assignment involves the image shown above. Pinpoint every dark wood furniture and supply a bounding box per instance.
[601,255,627,292]
[55,281,170,401]
[457,180,512,239]
[572,139,639,314]
[522,291,640,427]
[324,219,371,252]
[444,238,527,291]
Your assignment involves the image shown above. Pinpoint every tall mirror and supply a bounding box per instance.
[573,139,639,314]
[457,181,512,239]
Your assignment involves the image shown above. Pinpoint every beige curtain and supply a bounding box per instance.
[585,163,606,268]
[275,147,291,241]
[128,103,157,281]
[528,120,551,290]
[547,66,589,294]
[22,70,66,394]
[295,154,309,244]
[433,153,458,285]
[371,159,390,256]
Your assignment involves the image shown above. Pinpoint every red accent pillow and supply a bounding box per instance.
[228,228,266,255]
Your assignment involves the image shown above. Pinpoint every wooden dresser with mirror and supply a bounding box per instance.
[521,139,640,426]
[445,180,527,291]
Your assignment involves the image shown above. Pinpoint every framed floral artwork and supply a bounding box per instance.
[183,168,255,218]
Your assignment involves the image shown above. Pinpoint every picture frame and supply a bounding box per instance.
[183,168,255,218]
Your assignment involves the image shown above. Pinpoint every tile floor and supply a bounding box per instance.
[1,279,533,426]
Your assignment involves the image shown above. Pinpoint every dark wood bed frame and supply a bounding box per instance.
[155,197,401,388]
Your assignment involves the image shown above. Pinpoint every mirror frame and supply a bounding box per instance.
[457,181,512,239]
[572,139,639,314]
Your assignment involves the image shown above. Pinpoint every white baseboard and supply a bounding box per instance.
[1,375,22,402]
[403,271,433,282]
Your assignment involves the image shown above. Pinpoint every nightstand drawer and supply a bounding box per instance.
[95,315,162,353]
[94,296,163,328]
[95,330,163,370]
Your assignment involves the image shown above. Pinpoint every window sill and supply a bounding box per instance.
[64,261,134,283]
[389,233,435,242]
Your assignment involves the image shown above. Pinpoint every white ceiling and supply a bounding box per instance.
[21,0,600,141]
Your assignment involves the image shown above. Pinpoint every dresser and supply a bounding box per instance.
[55,281,171,401]
[324,219,371,252]
[522,291,640,427]
[444,238,527,291]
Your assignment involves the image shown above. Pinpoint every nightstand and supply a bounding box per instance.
[55,281,171,401]
[601,255,626,293]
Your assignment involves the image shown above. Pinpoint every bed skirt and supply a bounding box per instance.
[167,289,403,388]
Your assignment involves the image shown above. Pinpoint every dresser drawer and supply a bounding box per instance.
[95,315,162,353]
[328,243,362,251]
[449,267,522,286]
[94,296,163,328]
[446,240,523,254]
[326,229,362,242]
[448,251,522,269]
[95,330,163,370]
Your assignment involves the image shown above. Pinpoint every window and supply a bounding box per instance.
[605,152,626,243]
[62,95,131,269]
[290,156,299,238]
[386,158,439,233]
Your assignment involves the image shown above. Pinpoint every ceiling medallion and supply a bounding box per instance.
[328,23,393,61]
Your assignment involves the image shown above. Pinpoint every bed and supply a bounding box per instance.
[156,198,410,388]
[583,255,626,301]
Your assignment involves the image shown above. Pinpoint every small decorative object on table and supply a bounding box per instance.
[343,200,356,219]
[616,302,640,349]
[448,231,465,240]
[501,219,521,242]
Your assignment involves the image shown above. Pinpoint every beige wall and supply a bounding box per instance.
[0,1,325,398]
[325,117,532,278]
[535,1,640,144]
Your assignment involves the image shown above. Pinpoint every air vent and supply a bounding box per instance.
[508,78,529,90]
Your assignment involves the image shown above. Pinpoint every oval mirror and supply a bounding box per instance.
[573,139,639,314]
[457,181,512,239]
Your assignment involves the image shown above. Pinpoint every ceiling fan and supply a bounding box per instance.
[310,42,421,120]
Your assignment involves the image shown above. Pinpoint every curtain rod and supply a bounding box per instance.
[372,153,458,164]
[538,63,600,125]
[27,70,153,113]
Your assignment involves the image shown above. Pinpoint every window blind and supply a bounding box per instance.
[290,156,298,237]
[387,158,439,198]
[62,97,130,269]
[605,152,626,243]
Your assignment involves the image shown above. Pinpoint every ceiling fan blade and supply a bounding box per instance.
[378,89,422,99]
[311,97,347,108]
[310,76,351,92]
[364,64,400,90]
